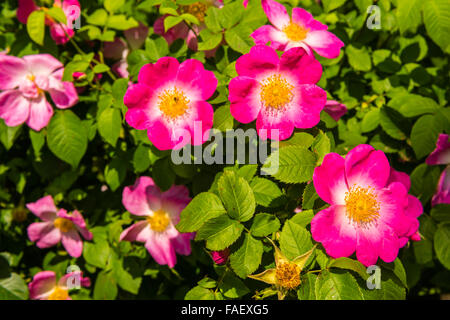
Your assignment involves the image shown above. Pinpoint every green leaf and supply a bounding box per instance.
[230,233,264,278]
[195,215,244,251]
[297,273,317,300]
[87,9,108,26]
[262,146,317,184]
[0,273,28,300]
[431,204,450,222]
[218,2,244,29]
[361,109,380,133]
[218,170,255,222]
[83,239,111,269]
[146,37,169,61]
[213,105,234,132]
[422,0,450,53]
[198,29,223,51]
[396,0,423,34]
[224,25,253,54]
[93,63,111,73]
[177,192,227,232]
[107,15,139,30]
[290,210,314,228]
[279,132,314,148]
[322,0,347,12]
[250,177,283,207]
[379,106,409,140]
[94,271,118,300]
[98,107,122,147]
[47,7,67,24]
[204,6,222,32]
[133,144,153,173]
[0,121,22,151]
[220,273,250,298]
[302,183,319,210]
[29,129,45,157]
[279,219,313,260]
[164,16,183,32]
[328,257,369,280]
[346,45,372,72]
[26,10,45,46]
[104,157,127,192]
[185,286,215,300]
[250,213,280,237]
[388,94,440,118]
[105,0,125,12]
[434,222,450,270]
[410,114,443,159]
[47,111,88,168]
[315,270,364,300]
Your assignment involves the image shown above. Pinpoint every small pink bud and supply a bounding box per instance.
[211,248,230,265]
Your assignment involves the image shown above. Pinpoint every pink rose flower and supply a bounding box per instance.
[26,195,93,258]
[120,177,194,268]
[426,134,450,206]
[17,0,81,45]
[29,270,90,300]
[154,0,223,57]
[0,53,78,131]
[324,100,347,121]
[251,0,344,58]
[311,144,422,266]
[123,57,217,150]
[228,45,326,140]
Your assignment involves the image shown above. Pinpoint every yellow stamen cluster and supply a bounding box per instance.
[26,74,44,95]
[147,209,170,232]
[158,87,190,119]
[182,2,209,23]
[48,287,69,300]
[53,218,74,233]
[275,262,301,290]
[345,185,380,226]
[282,22,309,42]
[260,74,294,109]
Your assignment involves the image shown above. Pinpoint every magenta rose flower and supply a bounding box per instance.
[26,195,93,258]
[251,0,344,58]
[17,0,81,45]
[29,270,90,300]
[311,144,423,266]
[228,45,326,140]
[0,53,78,131]
[123,57,217,150]
[211,248,230,265]
[119,177,195,268]
[426,134,450,206]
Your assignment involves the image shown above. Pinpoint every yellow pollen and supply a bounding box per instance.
[260,74,294,109]
[48,286,69,300]
[276,262,301,290]
[158,87,190,119]
[147,209,170,232]
[345,185,380,226]
[27,74,36,82]
[53,218,74,233]
[282,22,309,41]
[182,2,209,23]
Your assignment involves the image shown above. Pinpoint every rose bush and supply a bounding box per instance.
[0,0,449,300]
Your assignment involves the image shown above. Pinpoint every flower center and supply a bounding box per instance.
[182,2,209,23]
[158,87,190,120]
[275,262,301,290]
[53,217,74,233]
[282,22,309,41]
[344,185,380,226]
[260,74,294,109]
[147,209,170,232]
[48,286,69,300]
